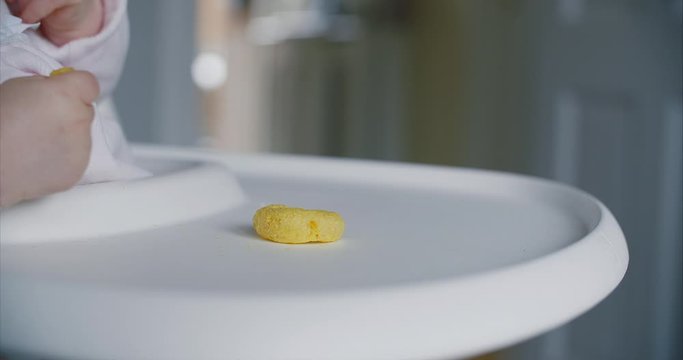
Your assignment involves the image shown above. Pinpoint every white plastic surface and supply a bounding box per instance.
[0,146,629,360]
[0,158,246,243]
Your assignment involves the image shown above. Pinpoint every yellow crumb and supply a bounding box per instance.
[49,67,75,77]
[253,204,345,244]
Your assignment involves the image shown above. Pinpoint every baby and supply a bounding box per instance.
[0,0,146,206]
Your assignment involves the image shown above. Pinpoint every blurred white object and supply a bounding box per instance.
[191,51,228,90]
[247,10,359,45]
[0,146,628,360]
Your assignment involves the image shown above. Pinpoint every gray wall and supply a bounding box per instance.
[114,0,199,146]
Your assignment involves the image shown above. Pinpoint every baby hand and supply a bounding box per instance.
[0,71,100,207]
[6,0,104,46]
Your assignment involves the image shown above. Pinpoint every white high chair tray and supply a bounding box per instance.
[0,146,628,360]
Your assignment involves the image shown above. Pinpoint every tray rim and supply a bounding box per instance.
[0,145,629,360]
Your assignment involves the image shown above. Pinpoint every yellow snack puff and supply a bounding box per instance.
[253,204,345,244]
[49,67,75,77]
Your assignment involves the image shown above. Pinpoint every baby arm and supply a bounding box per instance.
[0,72,99,207]
[10,0,129,97]
[2,0,147,191]
[6,0,104,46]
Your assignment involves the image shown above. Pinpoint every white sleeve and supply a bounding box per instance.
[25,0,129,98]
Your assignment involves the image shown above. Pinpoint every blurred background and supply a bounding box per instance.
[114,0,682,359]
